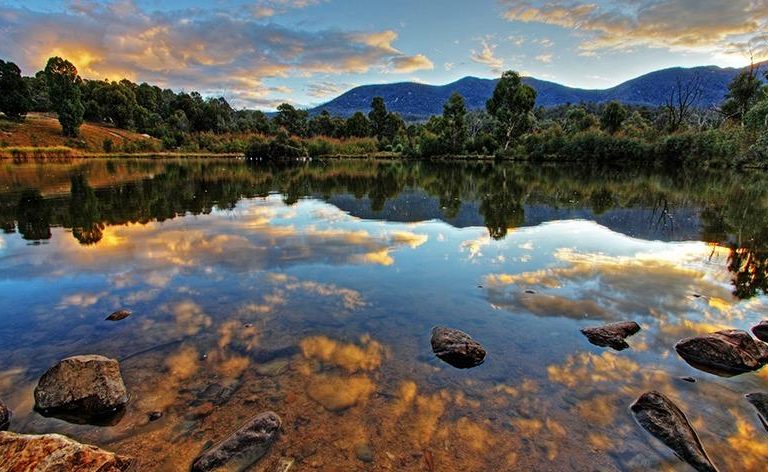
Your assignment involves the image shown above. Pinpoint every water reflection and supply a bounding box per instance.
[0,159,767,470]
[1,159,766,300]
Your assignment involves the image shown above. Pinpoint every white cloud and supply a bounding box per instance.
[0,2,432,108]
[471,39,504,73]
[501,0,768,60]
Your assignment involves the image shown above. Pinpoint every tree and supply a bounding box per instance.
[564,106,598,133]
[441,92,467,152]
[274,103,308,137]
[24,72,51,112]
[382,112,404,143]
[464,110,494,140]
[721,65,764,124]
[369,97,388,139]
[665,75,703,132]
[44,57,85,137]
[346,111,371,137]
[486,71,537,150]
[623,111,654,139]
[309,110,337,137]
[600,101,627,134]
[0,59,31,121]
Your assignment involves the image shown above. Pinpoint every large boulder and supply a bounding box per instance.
[674,330,768,377]
[0,431,134,471]
[751,321,768,343]
[430,326,486,369]
[0,400,9,431]
[630,391,718,472]
[580,321,641,351]
[34,355,128,418]
[191,411,281,472]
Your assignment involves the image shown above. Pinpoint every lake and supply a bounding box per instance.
[0,158,767,471]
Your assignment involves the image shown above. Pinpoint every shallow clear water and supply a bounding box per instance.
[0,159,767,471]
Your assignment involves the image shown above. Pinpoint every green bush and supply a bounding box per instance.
[657,129,744,166]
[245,135,308,160]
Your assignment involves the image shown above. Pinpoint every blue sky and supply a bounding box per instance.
[0,0,765,109]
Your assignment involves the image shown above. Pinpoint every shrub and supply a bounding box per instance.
[245,135,308,160]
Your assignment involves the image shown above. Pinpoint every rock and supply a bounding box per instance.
[106,310,132,321]
[355,443,373,463]
[630,391,718,472]
[430,326,486,369]
[674,330,768,377]
[0,400,9,431]
[580,321,641,351]
[185,402,214,421]
[0,431,134,471]
[356,443,374,463]
[34,355,128,420]
[745,393,768,432]
[190,411,281,472]
[751,321,768,343]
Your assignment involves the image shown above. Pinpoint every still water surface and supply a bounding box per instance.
[0,159,767,471]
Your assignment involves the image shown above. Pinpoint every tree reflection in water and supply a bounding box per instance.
[2,158,767,299]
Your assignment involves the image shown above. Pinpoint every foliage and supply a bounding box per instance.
[600,101,627,134]
[486,71,537,150]
[5,55,768,165]
[564,107,598,134]
[0,60,31,121]
[274,103,308,137]
[44,57,84,137]
[245,132,308,160]
[440,93,467,152]
[721,67,765,123]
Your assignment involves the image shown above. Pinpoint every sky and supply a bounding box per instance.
[0,0,766,110]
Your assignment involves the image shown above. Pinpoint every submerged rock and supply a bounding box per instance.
[106,310,132,321]
[0,400,9,431]
[430,326,486,369]
[746,393,768,432]
[190,411,281,472]
[751,321,768,343]
[674,330,768,377]
[580,321,641,351]
[34,355,128,420]
[0,431,134,471]
[630,391,718,472]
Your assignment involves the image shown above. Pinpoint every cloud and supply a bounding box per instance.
[535,53,553,63]
[0,2,431,108]
[250,0,326,18]
[500,0,768,60]
[471,39,504,73]
[390,53,435,73]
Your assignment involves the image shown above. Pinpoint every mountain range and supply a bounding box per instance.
[310,63,765,120]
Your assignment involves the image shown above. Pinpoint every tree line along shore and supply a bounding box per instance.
[1,56,767,166]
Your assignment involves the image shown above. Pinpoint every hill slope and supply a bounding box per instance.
[311,64,762,119]
[0,113,160,152]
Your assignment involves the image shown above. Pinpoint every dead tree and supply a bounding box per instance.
[665,74,703,132]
